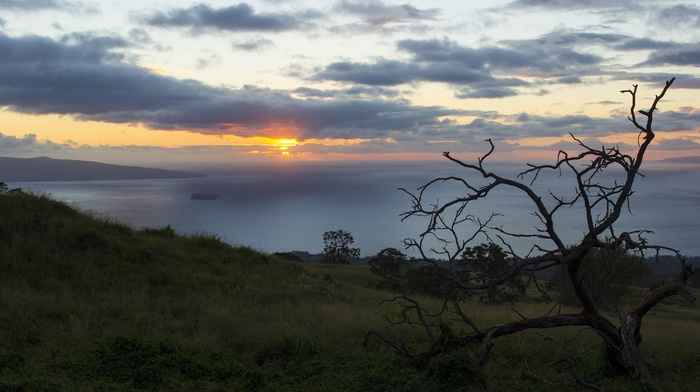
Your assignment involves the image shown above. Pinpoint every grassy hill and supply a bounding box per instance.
[0,190,451,391]
[0,190,698,391]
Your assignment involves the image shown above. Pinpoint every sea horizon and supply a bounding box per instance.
[9,160,700,259]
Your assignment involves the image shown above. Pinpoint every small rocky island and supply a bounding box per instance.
[190,193,220,200]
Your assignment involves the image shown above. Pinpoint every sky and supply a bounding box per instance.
[0,0,698,167]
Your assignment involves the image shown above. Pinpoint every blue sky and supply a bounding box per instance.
[0,0,698,165]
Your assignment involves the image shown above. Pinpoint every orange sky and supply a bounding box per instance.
[0,1,698,166]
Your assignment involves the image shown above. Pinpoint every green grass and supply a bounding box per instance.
[0,191,698,391]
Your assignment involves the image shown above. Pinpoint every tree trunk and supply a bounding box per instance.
[619,314,650,381]
[610,261,696,380]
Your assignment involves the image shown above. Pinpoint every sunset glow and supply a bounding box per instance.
[0,1,696,165]
[2,5,700,387]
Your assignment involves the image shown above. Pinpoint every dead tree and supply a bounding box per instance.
[365,78,696,381]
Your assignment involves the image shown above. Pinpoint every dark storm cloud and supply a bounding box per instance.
[0,0,67,10]
[641,44,700,67]
[142,3,313,33]
[335,0,439,25]
[315,57,530,88]
[656,4,700,29]
[464,109,697,141]
[0,33,125,65]
[553,76,582,84]
[315,60,425,85]
[522,31,628,46]
[507,0,632,9]
[1,31,695,146]
[0,0,95,13]
[293,85,402,99]
[612,72,700,90]
[614,38,682,51]
[59,32,130,53]
[459,114,612,139]
[455,87,518,99]
[313,35,606,98]
[0,33,468,141]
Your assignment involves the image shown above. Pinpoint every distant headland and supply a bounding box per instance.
[0,156,206,182]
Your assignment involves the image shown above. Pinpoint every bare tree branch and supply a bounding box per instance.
[365,78,693,382]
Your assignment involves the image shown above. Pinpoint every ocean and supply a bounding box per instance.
[10,161,700,258]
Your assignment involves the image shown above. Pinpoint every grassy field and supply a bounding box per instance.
[0,191,698,391]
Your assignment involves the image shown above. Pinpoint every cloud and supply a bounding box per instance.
[0,32,126,65]
[507,0,634,10]
[335,0,439,26]
[128,28,153,45]
[0,33,467,141]
[194,53,222,69]
[658,108,700,132]
[614,38,682,51]
[455,87,519,99]
[655,4,700,29]
[611,72,700,90]
[586,100,623,106]
[0,133,74,152]
[314,59,423,86]
[312,34,606,98]
[329,0,439,34]
[233,37,274,51]
[0,132,284,164]
[0,0,69,10]
[641,43,700,67]
[292,85,403,99]
[0,31,695,150]
[656,137,700,151]
[524,137,639,154]
[0,0,95,14]
[142,2,315,33]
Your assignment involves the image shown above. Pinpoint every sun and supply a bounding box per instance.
[247,137,301,157]
[275,138,299,156]
[274,138,298,147]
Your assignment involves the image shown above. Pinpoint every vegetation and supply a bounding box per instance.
[0,189,698,390]
[368,247,409,292]
[366,78,699,385]
[459,243,527,305]
[546,245,650,309]
[321,229,360,264]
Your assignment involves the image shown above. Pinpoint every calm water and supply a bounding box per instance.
[11,161,700,258]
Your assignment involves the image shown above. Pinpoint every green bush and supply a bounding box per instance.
[0,349,25,374]
[94,336,243,389]
[546,246,650,309]
[459,243,526,304]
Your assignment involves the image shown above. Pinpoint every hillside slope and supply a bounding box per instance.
[2,191,696,391]
[0,191,408,391]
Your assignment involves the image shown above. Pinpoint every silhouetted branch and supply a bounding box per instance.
[368,78,692,383]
